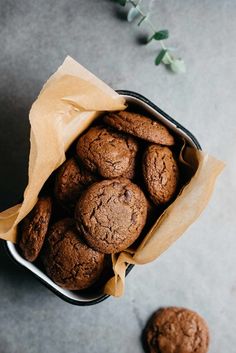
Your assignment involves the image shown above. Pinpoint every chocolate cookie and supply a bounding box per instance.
[42,219,105,290]
[54,158,96,208]
[19,197,52,262]
[76,126,138,178]
[143,145,179,205]
[104,111,174,145]
[121,144,137,179]
[75,178,148,254]
[144,307,209,353]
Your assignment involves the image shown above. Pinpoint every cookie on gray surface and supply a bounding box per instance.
[54,158,97,208]
[19,197,52,262]
[76,125,138,179]
[144,307,209,353]
[42,219,105,290]
[143,144,179,205]
[104,111,174,145]
[75,178,148,254]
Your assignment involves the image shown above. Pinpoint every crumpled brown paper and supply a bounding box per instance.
[0,56,224,297]
[104,147,224,296]
[0,56,126,243]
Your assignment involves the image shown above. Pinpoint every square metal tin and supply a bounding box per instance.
[4,90,201,305]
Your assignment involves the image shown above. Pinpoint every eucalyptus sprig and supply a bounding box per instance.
[113,0,186,73]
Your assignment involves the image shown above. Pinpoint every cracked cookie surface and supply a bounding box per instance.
[42,219,105,290]
[143,145,179,205]
[104,111,174,145]
[76,125,138,178]
[75,178,148,254]
[19,197,52,262]
[145,307,209,353]
[54,158,97,208]
[121,143,137,179]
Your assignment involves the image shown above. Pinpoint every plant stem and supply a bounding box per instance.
[121,0,184,71]
[128,0,167,50]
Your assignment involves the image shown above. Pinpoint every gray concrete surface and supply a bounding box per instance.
[0,1,235,352]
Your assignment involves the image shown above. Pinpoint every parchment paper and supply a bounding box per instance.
[0,56,224,297]
[0,56,126,242]
[104,148,224,296]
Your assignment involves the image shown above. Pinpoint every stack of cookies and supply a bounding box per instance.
[18,110,179,291]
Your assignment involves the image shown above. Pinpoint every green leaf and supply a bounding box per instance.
[153,30,169,40]
[147,30,169,43]
[127,6,141,22]
[113,0,127,6]
[137,14,148,26]
[162,51,173,65]
[155,49,168,65]
[170,59,186,73]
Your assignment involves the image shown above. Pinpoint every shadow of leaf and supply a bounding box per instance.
[113,6,128,21]
[136,33,149,45]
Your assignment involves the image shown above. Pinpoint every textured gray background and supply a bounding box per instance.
[0,1,235,352]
